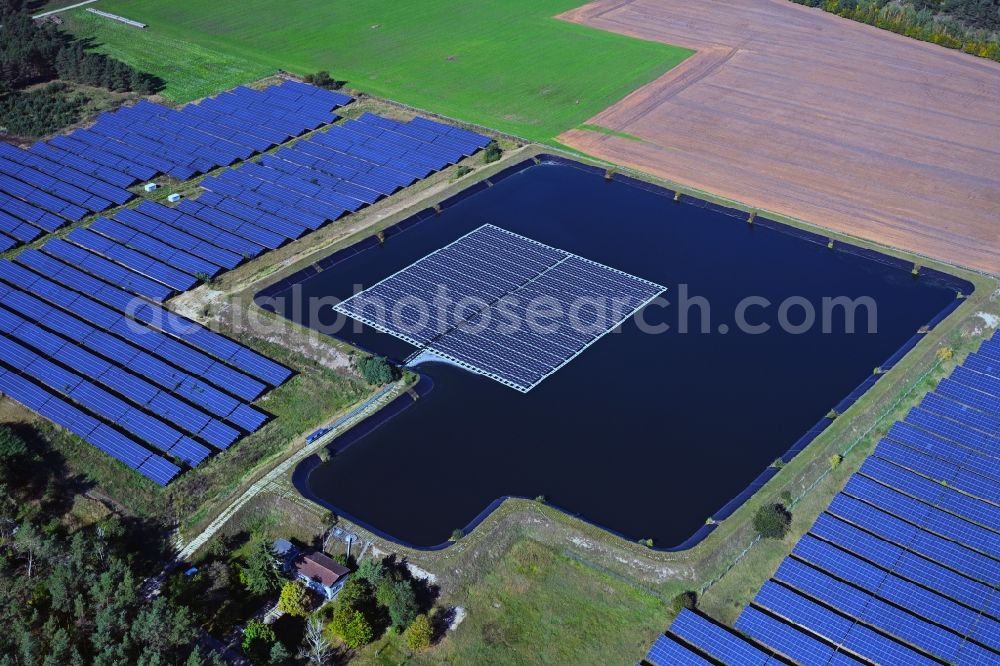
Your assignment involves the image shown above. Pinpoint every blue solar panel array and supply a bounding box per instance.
[0,141,133,252]
[61,81,351,181]
[0,80,489,484]
[198,110,490,226]
[42,111,488,298]
[643,332,1000,666]
[0,81,349,254]
[0,247,291,485]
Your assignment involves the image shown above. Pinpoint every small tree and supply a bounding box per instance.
[449,528,464,542]
[355,556,387,587]
[753,503,792,540]
[483,141,502,164]
[405,613,433,650]
[669,591,697,613]
[305,71,339,89]
[269,641,290,665]
[328,605,373,649]
[242,619,277,660]
[239,537,283,595]
[0,426,28,478]
[379,579,419,630]
[356,355,397,385]
[278,581,310,617]
[301,616,333,665]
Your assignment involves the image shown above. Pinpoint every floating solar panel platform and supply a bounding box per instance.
[335,225,665,392]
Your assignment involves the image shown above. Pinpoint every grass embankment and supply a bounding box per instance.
[62,0,690,140]
[350,538,665,665]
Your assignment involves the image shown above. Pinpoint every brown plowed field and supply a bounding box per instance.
[558,0,1000,274]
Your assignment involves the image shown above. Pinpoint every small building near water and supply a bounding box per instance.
[290,550,350,600]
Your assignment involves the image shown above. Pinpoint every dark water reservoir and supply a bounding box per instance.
[262,159,964,549]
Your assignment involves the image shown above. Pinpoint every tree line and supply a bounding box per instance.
[0,2,162,137]
[792,0,1000,61]
[0,425,223,665]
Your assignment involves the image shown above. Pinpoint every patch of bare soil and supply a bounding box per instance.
[558,0,1000,273]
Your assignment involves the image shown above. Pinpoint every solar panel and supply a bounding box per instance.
[644,635,712,666]
[42,238,174,302]
[5,258,273,402]
[669,609,771,665]
[793,535,987,642]
[887,421,1000,481]
[905,407,1000,460]
[809,513,996,614]
[736,606,856,666]
[337,225,664,392]
[774,558,962,661]
[845,476,1000,557]
[87,424,152,469]
[137,455,181,486]
[921,392,1000,436]
[90,217,222,279]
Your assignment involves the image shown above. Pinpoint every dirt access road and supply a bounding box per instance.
[558,0,1000,274]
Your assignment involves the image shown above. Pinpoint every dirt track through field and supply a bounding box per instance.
[558,0,1000,274]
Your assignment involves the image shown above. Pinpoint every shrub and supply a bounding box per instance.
[242,619,278,659]
[669,591,697,613]
[450,528,464,541]
[0,82,88,138]
[483,141,502,164]
[405,613,433,650]
[829,453,844,469]
[356,355,397,385]
[303,71,342,89]
[277,581,310,616]
[753,503,792,540]
[328,605,374,649]
[452,165,473,180]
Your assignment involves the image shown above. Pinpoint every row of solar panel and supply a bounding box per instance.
[176,111,493,281]
[76,107,486,312]
[0,260,272,424]
[0,142,132,207]
[0,364,180,485]
[12,245,287,390]
[0,84,341,253]
[0,141,136,251]
[644,332,1000,666]
[0,247,290,482]
[71,82,350,181]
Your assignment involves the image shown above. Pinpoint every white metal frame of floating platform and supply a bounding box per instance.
[335,224,666,393]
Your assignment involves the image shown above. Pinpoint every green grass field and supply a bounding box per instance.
[63,0,690,141]
[351,538,667,665]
